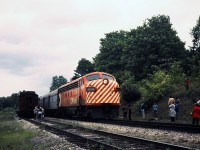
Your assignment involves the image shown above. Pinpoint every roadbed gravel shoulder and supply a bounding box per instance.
[16,118,86,150]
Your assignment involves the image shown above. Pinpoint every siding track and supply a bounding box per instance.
[28,118,191,150]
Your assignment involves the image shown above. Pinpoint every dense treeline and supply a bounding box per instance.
[0,94,18,110]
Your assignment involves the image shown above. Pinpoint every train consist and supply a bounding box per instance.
[17,72,121,119]
[16,91,38,118]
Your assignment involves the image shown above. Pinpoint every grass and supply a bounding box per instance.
[0,108,73,150]
[0,108,35,150]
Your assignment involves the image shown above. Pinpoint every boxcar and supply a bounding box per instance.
[16,91,38,118]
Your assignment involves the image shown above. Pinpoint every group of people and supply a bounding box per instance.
[140,101,158,119]
[122,94,200,125]
[168,96,200,125]
[33,105,44,119]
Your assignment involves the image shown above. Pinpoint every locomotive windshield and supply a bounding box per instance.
[102,74,114,80]
[86,74,100,81]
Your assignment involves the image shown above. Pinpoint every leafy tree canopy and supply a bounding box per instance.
[94,30,128,76]
[186,16,200,76]
[124,15,186,80]
[49,76,67,91]
[74,58,94,77]
[0,93,18,110]
[120,71,141,103]
[191,16,200,52]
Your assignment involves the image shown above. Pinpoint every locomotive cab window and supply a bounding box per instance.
[102,74,114,80]
[86,74,100,81]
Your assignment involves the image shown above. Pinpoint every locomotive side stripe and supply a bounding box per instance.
[114,94,120,103]
[87,82,106,103]
[95,81,116,103]
[102,83,119,103]
[100,82,118,103]
[105,93,116,103]
[96,83,119,104]
[94,81,115,103]
[88,80,110,103]
[86,79,120,104]
[97,85,115,103]
[89,81,106,101]
[111,92,120,103]
[86,80,105,103]
[105,92,118,103]
[86,80,101,102]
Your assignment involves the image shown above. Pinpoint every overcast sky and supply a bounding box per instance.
[0,0,200,97]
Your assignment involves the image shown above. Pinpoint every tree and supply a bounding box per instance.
[0,93,18,110]
[138,70,171,101]
[49,76,67,91]
[74,58,94,76]
[189,16,200,76]
[120,71,141,103]
[191,16,200,52]
[93,30,128,79]
[123,15,186,81]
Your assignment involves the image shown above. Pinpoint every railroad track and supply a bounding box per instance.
[61,117,200,133]
[99,119,200,133]
[28,118,190,150]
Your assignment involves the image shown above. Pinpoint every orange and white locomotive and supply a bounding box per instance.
[39,72,120,118]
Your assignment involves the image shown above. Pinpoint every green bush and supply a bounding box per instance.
[0,107,15,121]
[138,70,172,101]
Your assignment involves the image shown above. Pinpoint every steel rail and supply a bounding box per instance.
[42,117,191,150]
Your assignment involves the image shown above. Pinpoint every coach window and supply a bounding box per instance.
[86,74,100,81]
[102,74,114,80]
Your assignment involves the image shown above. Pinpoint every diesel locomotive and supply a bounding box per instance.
[39,72,121,118]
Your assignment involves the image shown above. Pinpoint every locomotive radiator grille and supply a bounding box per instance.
[86,79,120,104]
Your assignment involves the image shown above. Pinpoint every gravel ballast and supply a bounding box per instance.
[18,118,200,149]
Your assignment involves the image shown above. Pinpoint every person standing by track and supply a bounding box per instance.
[169,101,176,122]
[191,103,200,125]
[175,98,180,120]
[40,107,44,119]
[140,101,145,119]
[152,102,158,119]
[33,105,39,120]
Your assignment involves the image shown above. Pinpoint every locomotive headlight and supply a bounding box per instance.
[103,78,109,85]
[86,87,96,92]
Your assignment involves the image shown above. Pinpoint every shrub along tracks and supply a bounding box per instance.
[27,118,190,150]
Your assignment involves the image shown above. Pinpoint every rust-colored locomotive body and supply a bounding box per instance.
[58,72,120,118]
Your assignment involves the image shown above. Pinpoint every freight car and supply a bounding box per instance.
[39,72,121,119]
[16,91,38,118]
